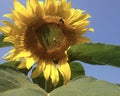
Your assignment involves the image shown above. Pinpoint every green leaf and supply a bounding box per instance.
[51,76,120,96]
[0,66,47,96]
[1,61,20,68]
[0,34,13,48]
[32,73,46,91]
[1,61,29,75]
[0,42,13,48]
[1,66,120,96]
[67,43,120,67]
[0,34,5,42]
[70,62,85,79]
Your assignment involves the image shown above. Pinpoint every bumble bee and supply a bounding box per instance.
[59,19,64,24]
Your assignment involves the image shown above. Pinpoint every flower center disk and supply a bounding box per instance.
[36,24,65,51]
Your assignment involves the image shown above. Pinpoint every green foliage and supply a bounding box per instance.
[0,34,5,41]
[51,76,120,96]
[32,73,46,92]
[0,34,13,48]
[68,43,120,67]
[1,61,29,75]
[0,66,47,96]
[69,62,85,79]
[1,61,20,68]
[0,42,13,48]
[0,66,120,96]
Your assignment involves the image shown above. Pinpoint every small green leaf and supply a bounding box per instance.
[0,42,13,48]
[1,61,29,75]
[0,34,5,42]
[32,73,46,91]
[0,34,13,47]
[68,43,120,67]
[70,62,85,79]
[1,61,20,68]
[51,76,120,96]
[0,66,47,96]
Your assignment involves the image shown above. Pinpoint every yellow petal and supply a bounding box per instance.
[31,59,45,78]
[76,36,91,44]
[3,14,13,19]
[61,0,67,6]
[2,48,15,60]
[50,63,59,86]
[18,60,26,69]
[58,58,71,84]
[64,2,71,11]
[13,50,31,60]
[43,60,51,81]
[56,0,71,19]
[12,10,29,26]
[2,21,19,32]
[35,1,44,17]
[29,0,38,12]
[67,9,85,23]
[45,0,56,15]
[0,26,11,35]
[3,36,15,44]
[14,0,26,15]
[4,36,23,46]
[89,28,94,32]
[26,57,35,69]
[12,11,24,26]
[2,20,14,27]
[26,0,34,16]
[73,21,90,29]
[69,13,91,25]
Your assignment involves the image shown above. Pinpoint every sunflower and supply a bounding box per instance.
[0,0,94,86]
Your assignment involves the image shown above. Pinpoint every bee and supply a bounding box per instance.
[59,19,64,24]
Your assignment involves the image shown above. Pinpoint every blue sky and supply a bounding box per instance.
[0,0,120,84]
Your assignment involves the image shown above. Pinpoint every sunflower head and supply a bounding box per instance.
[0,0,94,86]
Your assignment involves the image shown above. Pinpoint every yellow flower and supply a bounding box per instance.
[0,0,93,86]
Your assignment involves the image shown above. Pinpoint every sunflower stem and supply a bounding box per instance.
[45,80,48,92]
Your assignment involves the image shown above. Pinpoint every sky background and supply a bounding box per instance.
[0,0,120,84]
